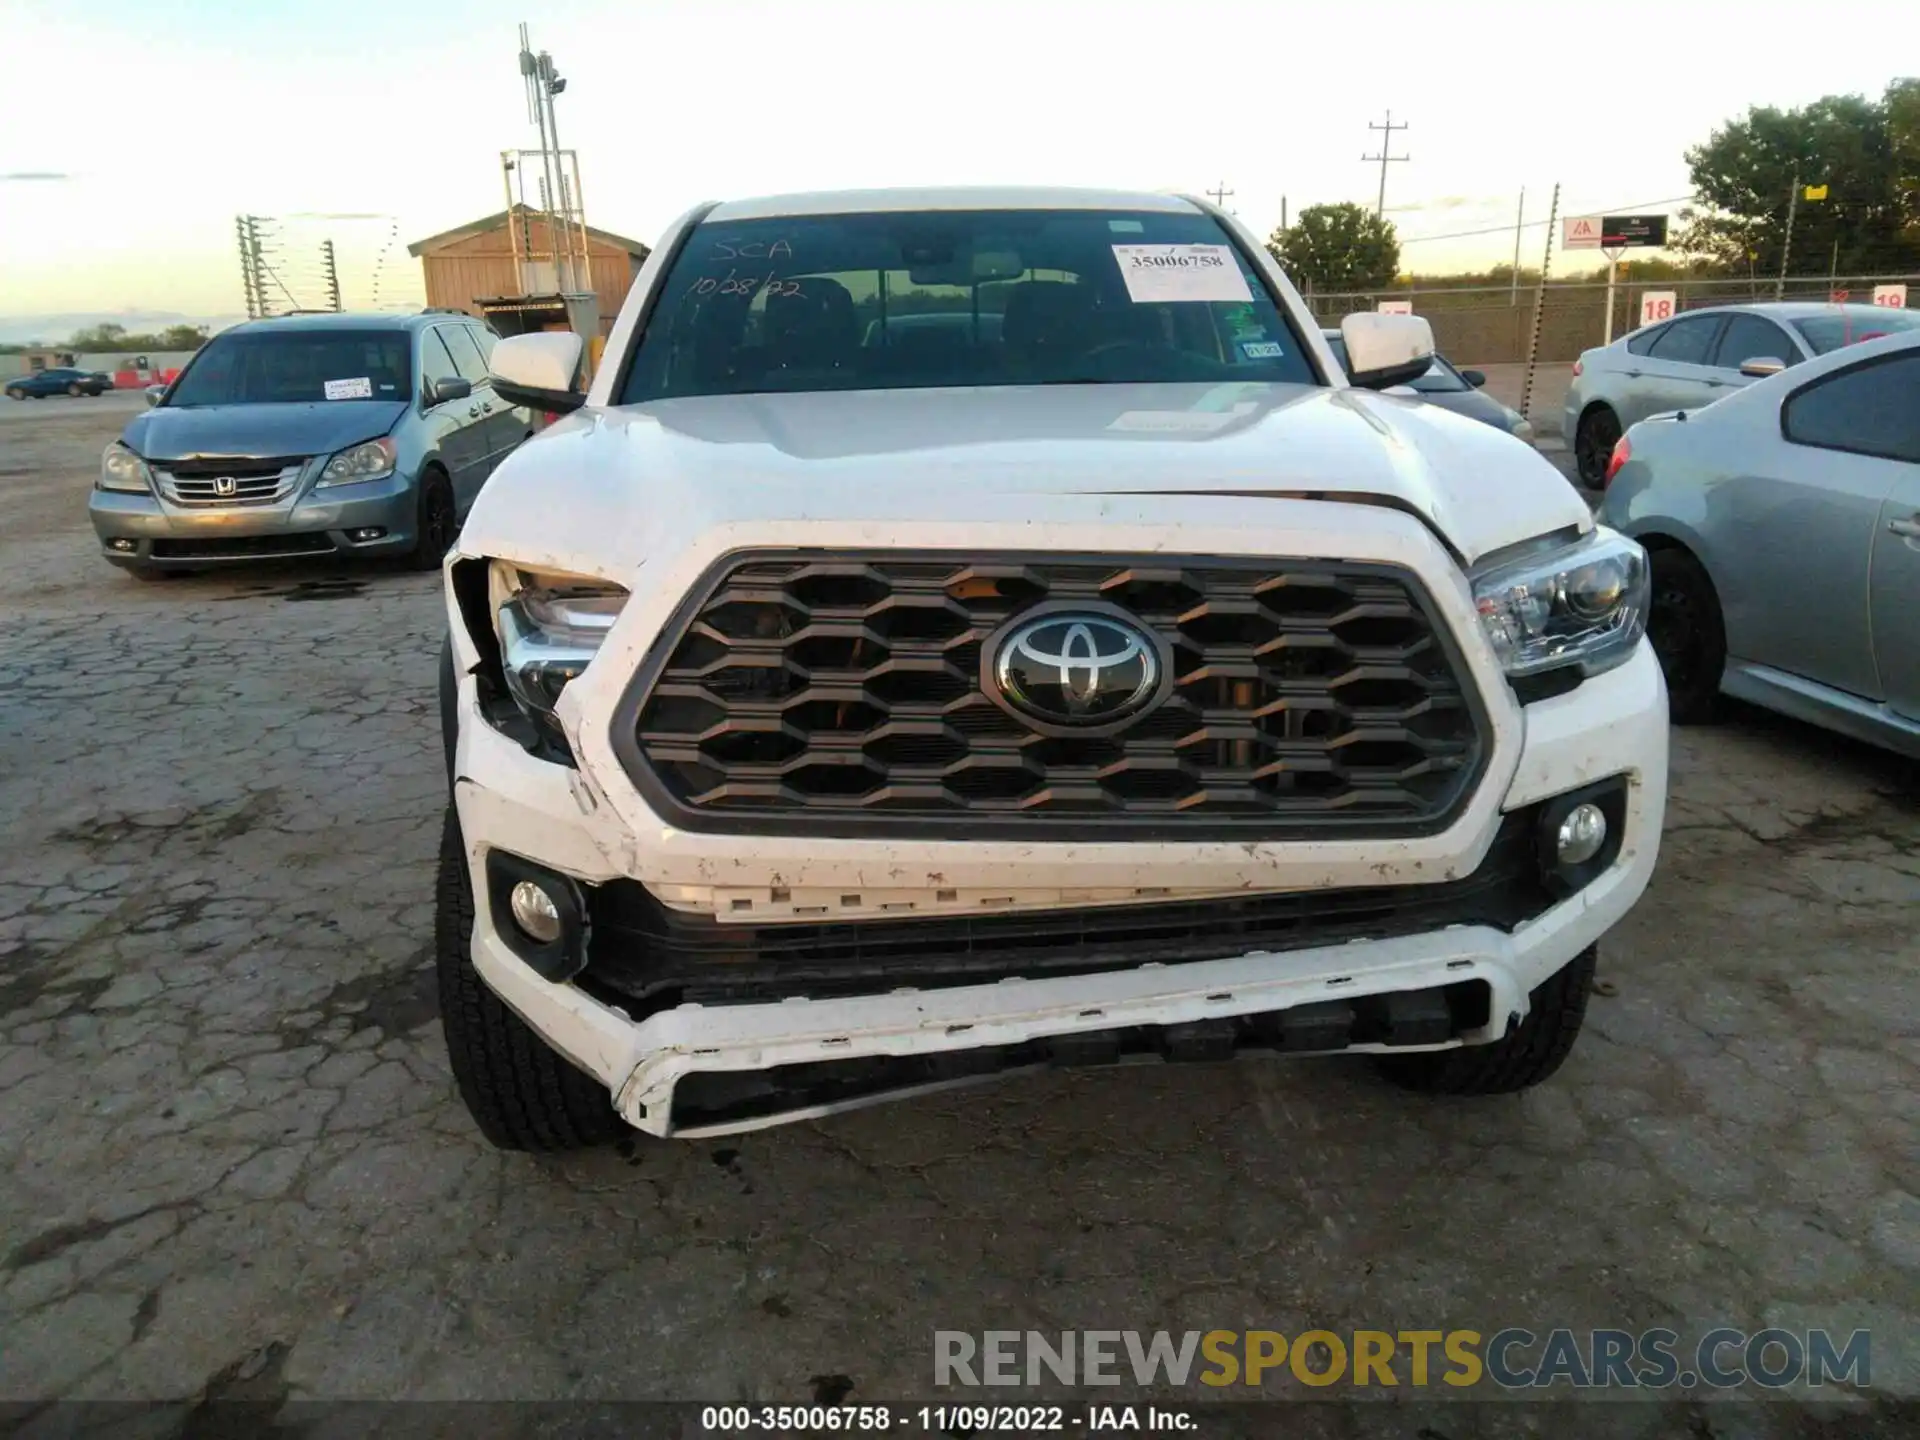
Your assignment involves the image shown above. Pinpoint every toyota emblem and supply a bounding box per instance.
[984,605,1168,731]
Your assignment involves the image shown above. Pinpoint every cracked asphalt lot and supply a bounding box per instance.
[1,404,1916,1433]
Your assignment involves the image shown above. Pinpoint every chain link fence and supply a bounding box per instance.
[1303,274,1917,364]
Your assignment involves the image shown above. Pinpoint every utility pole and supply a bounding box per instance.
[1510,188,1526,304]
[1776,176,1799,300]
[235,216,260,319]
[1280,195,1288,232]
[1205,181,1234,211]
[321,239,342,312]
[1362,109,1410,216]
[1520,183,1561,423]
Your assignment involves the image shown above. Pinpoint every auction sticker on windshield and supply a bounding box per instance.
[323,377,373,400]
[1111,245,1253,304]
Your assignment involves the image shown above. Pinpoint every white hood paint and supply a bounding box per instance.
[458,381,1588,575]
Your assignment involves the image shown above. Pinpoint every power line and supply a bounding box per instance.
[1397,193,1697,245]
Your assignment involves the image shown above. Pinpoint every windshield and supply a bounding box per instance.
[1792,310,1920,355]
[1322,333,1466,392]
[618,208,1318,402]
[166,331,412,406]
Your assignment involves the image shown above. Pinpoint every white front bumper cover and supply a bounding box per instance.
[452,641,1668,1140]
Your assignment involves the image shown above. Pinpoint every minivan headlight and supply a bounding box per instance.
[99,442,153,493]
[316,437,397,488]
[489,561,629,750]
[1471,527,1648,679]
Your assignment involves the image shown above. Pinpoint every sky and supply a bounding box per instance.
[0,0,1908,322]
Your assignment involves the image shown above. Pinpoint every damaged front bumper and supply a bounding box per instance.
[450,644,1668,1139]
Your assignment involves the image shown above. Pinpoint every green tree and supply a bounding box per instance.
[1889,76,1920,238]
[158,324,210,350]
[1676,85,1918,275]
[1266,203,1401,292]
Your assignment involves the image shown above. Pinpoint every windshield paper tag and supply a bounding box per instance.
[323,377,373,400]
[1111,245,1252,304]
[1241,340,1284,359]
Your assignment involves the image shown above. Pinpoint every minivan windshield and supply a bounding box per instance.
[1792,309,1920,355]
[166,331,413,406]
[618,208,1318,402]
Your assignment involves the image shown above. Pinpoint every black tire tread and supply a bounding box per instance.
[435,808,624,1151]
[1375,946,1597,1095]
[407,467,455,571]
[1650,548,1724,725]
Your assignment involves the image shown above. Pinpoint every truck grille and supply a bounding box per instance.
[155,458,304,508]
[618,551,1489,840]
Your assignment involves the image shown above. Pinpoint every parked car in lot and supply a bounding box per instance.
[5,366,113,398]
[1322,329,1532,439]
[433,185,1666,1151]
[1600,330,1920,753]
[1565,301,1920,487]
[89,310,533,578]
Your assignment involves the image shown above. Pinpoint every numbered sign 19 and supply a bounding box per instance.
[1872,284,1908,309]
[1640,291,1678,327]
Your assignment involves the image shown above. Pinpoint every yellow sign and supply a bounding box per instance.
[1803,184,1829,201]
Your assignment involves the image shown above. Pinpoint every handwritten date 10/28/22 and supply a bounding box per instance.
[687,238,804,300]
[686,269,804,301]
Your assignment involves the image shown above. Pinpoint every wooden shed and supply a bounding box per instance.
[406,207,651,335]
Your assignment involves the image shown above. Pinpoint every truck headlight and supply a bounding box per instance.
[98,441,153,493]
[489,561,628,751]
[316,437,397,488]
[1470,527,1648,680]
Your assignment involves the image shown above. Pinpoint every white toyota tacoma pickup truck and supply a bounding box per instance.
[435,186,1668,1148]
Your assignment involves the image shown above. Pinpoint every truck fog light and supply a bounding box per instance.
[508,880,564,943]
[1555,803,1608,865]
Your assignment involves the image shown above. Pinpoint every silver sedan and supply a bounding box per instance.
[1598,330,1920,755]
[1565,301,1920,486]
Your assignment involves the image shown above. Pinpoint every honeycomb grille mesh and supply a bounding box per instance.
[624,553,1487,836]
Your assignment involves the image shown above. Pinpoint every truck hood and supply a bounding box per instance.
[123,400,407,462]
[467,381,1588,568]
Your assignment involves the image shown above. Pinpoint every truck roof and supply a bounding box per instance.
[705,186,1204,222]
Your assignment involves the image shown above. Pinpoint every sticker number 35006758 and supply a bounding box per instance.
[1111,244,1254,304]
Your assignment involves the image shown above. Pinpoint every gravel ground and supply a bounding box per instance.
[0,403,1915,1437]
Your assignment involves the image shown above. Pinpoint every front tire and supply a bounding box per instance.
[5,387,22,400]
[1647,548,1725,724]
[407,468,456,571]
[1375,946,1597,1094]
[435,807,625,1152]
[1574,406,1622,488]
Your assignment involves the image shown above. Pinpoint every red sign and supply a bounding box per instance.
[1829,289,1850,303]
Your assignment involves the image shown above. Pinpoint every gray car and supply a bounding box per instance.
[90,310,532,579]
[1321,329,1532,439]
[1564,301,1920,487]
[1598,330,1920,754]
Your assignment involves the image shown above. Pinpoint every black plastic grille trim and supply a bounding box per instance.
[578,806,1549,1011]
[611,550,1491,841]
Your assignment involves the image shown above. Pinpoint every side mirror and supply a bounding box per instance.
[1339,312,1435,391]
[1738,356,1786,378]
[490,331,586,414]
[1459,368,1487,388]
[427,375,472,406]
[145,387,165,408]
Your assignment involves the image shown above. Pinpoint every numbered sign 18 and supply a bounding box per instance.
[1872,284,1908,309]
[1640,291,1678,327]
